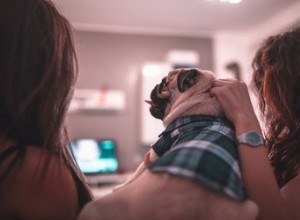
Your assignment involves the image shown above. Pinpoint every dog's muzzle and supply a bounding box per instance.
[149,85,170,120]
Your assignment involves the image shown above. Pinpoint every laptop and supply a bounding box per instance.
[70,138,124,185]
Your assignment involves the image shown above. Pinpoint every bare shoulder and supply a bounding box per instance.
[78,170,258,220]
[78,201,102,220]
[78,187,130,220]
[2,146,79,220]
[280,174,300,219]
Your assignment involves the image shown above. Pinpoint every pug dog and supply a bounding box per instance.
[78,68,259,220]
[114,68,224,190]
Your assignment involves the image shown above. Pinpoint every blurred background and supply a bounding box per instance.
[53,0,300,174]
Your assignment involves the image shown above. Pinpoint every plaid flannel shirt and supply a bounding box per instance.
[149,115,247,201]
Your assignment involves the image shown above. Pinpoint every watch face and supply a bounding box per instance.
[246,131,263,145]
[237,131,264,147]
[245,132,263,145]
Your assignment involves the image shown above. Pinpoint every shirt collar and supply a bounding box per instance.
[160,115,233,137]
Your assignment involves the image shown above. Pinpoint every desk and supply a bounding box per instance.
[89,172,132,198]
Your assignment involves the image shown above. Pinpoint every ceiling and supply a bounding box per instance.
[53,0,300,36]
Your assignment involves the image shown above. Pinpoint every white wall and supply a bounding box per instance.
[213,1,300,84]
[213,32,250,81]
[213,1,300,125]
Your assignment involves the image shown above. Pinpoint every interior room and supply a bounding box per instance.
[53,0,300,197]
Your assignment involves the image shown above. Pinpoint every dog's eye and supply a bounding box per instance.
[161,78,168,87]
[158,78,169,93]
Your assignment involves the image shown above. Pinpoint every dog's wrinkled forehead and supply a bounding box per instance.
[148,68,213,120]
[162,68,213,94]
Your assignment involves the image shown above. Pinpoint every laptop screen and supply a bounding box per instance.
[70,139,119,175]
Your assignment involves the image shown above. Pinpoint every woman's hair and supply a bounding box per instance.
[252,26,300,187]
[0,0,92,207]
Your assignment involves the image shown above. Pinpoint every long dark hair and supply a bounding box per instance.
[252,27,300,187]
[0,0,92,207]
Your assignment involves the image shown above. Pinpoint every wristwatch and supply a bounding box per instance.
[236,131,264,147]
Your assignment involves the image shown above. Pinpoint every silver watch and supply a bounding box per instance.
[236,131,264,147]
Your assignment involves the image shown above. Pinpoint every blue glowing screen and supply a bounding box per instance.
[70,139,118,174]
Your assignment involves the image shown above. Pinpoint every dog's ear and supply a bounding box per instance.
[177,69,199,93]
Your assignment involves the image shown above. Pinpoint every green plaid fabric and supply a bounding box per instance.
[149,115,247,201]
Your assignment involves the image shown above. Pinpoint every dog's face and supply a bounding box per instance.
[147,68,216,120]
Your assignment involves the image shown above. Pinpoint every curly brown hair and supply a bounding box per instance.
[252,27,300,187]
